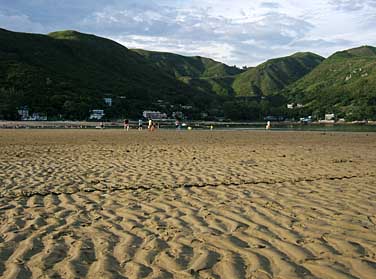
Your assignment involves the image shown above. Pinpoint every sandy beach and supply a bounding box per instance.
[0,129,375,279]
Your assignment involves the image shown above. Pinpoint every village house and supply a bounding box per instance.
[325,113,335,121]
[142,111,167,119]
[17,106,47,120]
[181,105,193,110]
[17,106,29,120]
[104,98,112,107]
[287,103,304,109]
[29,112,47,121]
[89,109,105,120]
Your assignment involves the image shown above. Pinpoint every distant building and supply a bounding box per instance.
[17,106,29,120]
[181,105,193,110]
[104,98,112,107]
[17,106,47,120]
[287,103,303,109]
[325,113,335,121]
[29,113,47,121]
[142,111,167,119]
[90,109,105,120]
[300,116,312,123]
[264,115,285,121]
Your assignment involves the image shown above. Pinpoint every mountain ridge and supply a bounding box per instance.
[232,52,325,97]
[1,28,375,120]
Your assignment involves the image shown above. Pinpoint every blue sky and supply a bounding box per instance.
[1,0,376,66]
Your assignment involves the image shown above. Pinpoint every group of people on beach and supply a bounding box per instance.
[105,119,272,130]
[123,119,158,131]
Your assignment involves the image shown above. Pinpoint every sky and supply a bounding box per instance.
[1,0,376,66]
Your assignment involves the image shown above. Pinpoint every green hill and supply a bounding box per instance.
[0,29,217,119]
[131,49,243,78]
[232,52,324,97]
[132,49,243,98]
[332,45,376,58]
[134,50,324,99]
[2,28,375,121]
[284,46,376,120]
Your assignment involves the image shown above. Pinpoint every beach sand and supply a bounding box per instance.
[0,129,375,279]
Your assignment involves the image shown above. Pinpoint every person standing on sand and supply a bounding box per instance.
[124,119,129,131]
[175,119,181,130]
[138,119,143,130]
[266,121,271,130]
[148,118,153,131]
[151,121,156,132]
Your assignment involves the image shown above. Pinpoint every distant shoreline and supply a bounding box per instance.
[1,120,375,130]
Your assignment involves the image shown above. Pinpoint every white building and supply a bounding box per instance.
[325,114,335,121]
[142,111,167,119]
[181,105,193,110]
[287,103,303,109]
[104,98,112,107]
[17,107,47,120]
[29,113,47,121]
[17,106,29,120]
[90,109,105,120]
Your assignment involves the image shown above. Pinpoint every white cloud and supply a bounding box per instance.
[329,0,376,11]
[0,11,45,33]
[79,4,315,65]
[117,34,236,63]
[1,0,376,65]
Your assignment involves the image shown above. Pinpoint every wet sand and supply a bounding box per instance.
[0,129,375,279]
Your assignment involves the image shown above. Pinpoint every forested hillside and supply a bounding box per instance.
[0,29,218,119]
[284,46,376,120]
[1,28,375,121]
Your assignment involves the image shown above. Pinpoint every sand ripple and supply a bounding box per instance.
[0,130,375,278]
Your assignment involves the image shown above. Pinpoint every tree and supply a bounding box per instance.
[0,88,25,120]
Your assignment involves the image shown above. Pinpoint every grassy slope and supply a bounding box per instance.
[0,29,216,118]
[131,49,243,78]
[285,46,376,118]
[232,52,325,97]
[132,49,244,97]
[2,28,375,120]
